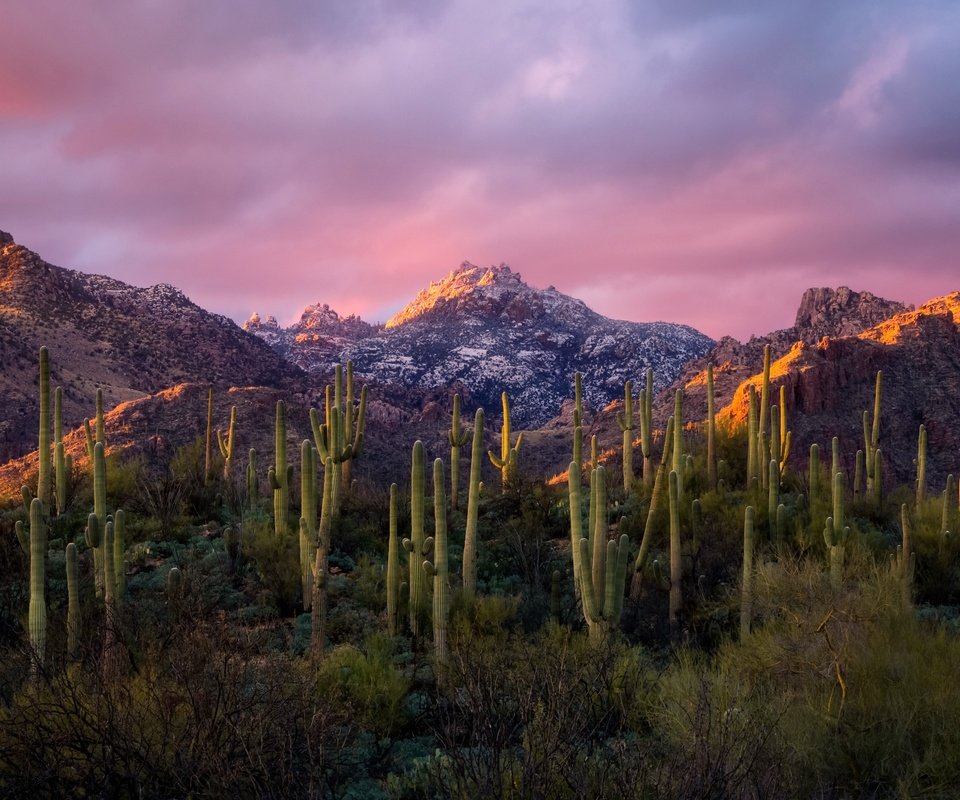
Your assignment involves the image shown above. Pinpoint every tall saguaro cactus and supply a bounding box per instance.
[668,470,682,640]
[54,385,69,515]
[617,380,635,492]
[757,344,772,489]
[488,392,523,490]
[746,385,758,487]
[423,459,451,669]
[706,365,717,490]
[403,441,433,637]
[916,424,927,505]
[36,347,51,516]
[863,371,882,494]
[568,462,628,642]
[300,440,318,609]
[27,498,46,677]
[92,441,107,598]
[269,400,292,537]
[639,367,654,487]
[311,455,334,658]
[448,394,470,511]
[66,542,79,658]
[462,408,484,601]
[310,364,368,516]
[247,448,258,509]
[386,484,401,636]
[218,405,237,481]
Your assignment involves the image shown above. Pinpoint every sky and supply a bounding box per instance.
[1,1,958,340]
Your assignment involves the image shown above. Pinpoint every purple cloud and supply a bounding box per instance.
[1,0,958,339]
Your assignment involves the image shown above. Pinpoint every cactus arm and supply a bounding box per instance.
[462,408,484,600]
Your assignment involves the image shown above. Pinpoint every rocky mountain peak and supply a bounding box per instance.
[793,286,909,342]
[385,261,552,328]
[0,230,13,246]
[243,311,280,331]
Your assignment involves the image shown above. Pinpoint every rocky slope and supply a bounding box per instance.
[248,262,714,427]
[0,230,302,462]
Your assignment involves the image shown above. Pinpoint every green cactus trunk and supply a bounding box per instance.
[300,440,317,609]
[757,345,771,489]
[28,498,46,677]
[218,405,237,481]
[424,459,450,671]
[36,348,51,518]
[617,380,635,493]
[270,400,289,537]
[311,455,334,658]
[403,441,432,638]
[448,394,470,511]
[573,372,583,470]
[747,385,758,488]
[488,392,521,490]
[916,425,927,505]
[462,408,484,601]
[741,506,755,639]
[639,368,654,487]
[668,470,682,641]
[768,459,779,537]
[93,441,107,598]
[570,463,628,642]
[54,384,67,516]
[386,483,400,636]
[672,390,683,501]
[66,541,79,658]
[247,448,258,510]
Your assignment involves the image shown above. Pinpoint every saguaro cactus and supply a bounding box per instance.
[300,440,318,609]
[462,408,484,601]
[668,470,682,640]
[706,365,717,490]
[488,392,523,490]
[268,400,292,537]
[423,459,451,669]
[66,542,79,658]
[448,394,470,511]
[639,367,654,487]
[863,371,882,494]
[823,515,849,589]
[218,405,237,481]
[617,380,635,492]
[27,498,46,676]
[916,424,927,505]
[92,441,107,598]
[568,462,628,642]
[757,344,772,488]
[672,390,683,500]
[386,483,400,636]
[402,441,433,637]
[247,448,258,509]
[54,384,69,516]
[36,348,51,516]
[311,455,334,658]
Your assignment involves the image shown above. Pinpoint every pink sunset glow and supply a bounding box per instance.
[1,1,958,340]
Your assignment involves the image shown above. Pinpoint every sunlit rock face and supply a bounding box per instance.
[248,261,714,427]
[655,286,960,486]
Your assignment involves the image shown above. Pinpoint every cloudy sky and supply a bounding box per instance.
[1,1,958,339]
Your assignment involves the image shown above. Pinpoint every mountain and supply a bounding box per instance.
[638,286,960,488]
[247,262,714,427]
[0,230,301,462]
[657,286,911,427]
